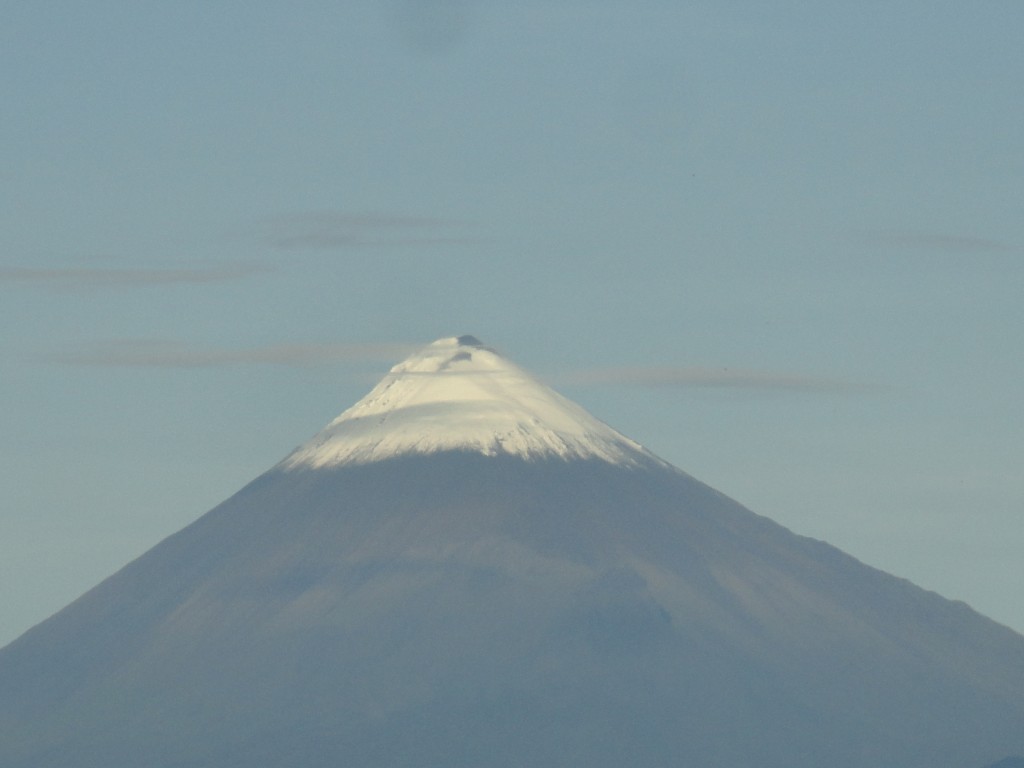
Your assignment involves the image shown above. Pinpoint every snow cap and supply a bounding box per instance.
[281,336,655,469]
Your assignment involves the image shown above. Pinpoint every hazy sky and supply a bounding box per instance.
[2,1,1022,646]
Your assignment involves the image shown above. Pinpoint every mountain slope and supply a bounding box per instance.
[2,337,1023,767]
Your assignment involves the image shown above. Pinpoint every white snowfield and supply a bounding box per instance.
[282,335,657,469]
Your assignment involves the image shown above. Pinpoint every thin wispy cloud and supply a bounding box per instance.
[561,366,870,394]
[51,340,416,368]
[0,262,266,288]
[266,212,478,250]
[862,230,1018,254]
[47,338,868,394]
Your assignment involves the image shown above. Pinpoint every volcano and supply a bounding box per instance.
[2,336,1022,767]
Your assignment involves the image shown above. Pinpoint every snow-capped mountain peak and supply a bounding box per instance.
[281,335,654,469]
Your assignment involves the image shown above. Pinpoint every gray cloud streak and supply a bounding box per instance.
[561,366,869,393]
[48,339,866,394]
[862,230,1018,254]
[266,212,478,250]
[51,340,416,368]
[0,263,266,288]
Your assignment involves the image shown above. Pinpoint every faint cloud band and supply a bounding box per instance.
[47,340,868,394]
[0,263,265,288]
[50,340,417,368]
[265,212,479,251]
[560,366,870,394]
[860,230,1017,254]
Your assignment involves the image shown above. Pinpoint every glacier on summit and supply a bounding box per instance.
[281,335,658,469]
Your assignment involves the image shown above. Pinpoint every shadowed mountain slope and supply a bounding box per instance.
[2,337,1022,767]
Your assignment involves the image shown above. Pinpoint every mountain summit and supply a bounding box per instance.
[281,335,653,468]
[2,337,1024,768]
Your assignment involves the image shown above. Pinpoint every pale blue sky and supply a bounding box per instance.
[2,1,1022,645]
